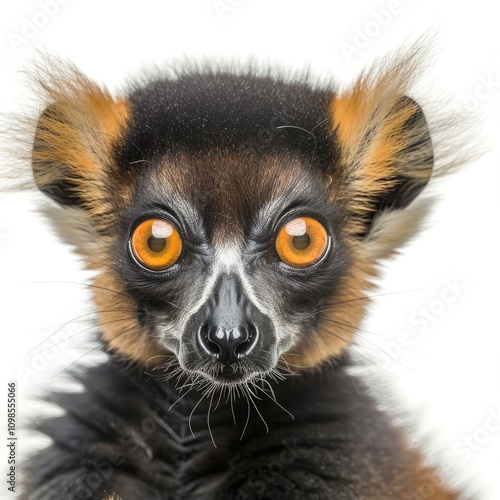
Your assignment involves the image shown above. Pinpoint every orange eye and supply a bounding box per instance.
[275,217,329,268]
[130,218,183,271]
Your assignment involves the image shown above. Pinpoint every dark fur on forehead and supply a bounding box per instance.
[133,150,333,243]
[114,68,340,170]
[107,67,345,244]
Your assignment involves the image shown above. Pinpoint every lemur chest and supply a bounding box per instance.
[118,377,271,497]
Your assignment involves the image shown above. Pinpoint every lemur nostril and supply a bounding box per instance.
[234,324,258,358]
[198,323,221,357]
[198,323,259,366]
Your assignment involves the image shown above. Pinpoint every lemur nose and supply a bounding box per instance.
[198,323,258,366]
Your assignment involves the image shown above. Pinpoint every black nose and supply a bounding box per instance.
[198,323,258,366]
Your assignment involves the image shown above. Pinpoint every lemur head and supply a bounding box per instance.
[31,53,433,386]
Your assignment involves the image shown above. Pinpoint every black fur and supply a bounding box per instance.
[23,357,433,500]
[116,71,340,169]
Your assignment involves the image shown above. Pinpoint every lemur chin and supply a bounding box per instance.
[14,45,465,498]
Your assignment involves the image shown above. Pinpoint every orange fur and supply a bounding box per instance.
[331,48,433,238]
[284,251,369,367]
[32,59,130,230]
[93,269,169,366]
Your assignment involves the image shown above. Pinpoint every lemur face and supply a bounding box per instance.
[115,150,349,384]
[31,58,434,386]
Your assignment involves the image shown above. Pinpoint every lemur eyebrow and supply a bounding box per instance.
[249,195,331,245]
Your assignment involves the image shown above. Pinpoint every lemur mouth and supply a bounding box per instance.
[208,365,253,384]
[175,360,267,388]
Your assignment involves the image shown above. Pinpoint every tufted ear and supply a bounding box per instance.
[330,52,433,239]
[31,60,129,226]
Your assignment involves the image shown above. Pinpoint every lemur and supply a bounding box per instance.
[13,46,464,499]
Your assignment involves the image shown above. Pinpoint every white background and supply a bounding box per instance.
[0,0,499,498]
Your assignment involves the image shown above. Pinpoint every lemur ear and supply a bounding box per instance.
[370,96,432,212]
[32,62,129,215]
[330,56,433,239]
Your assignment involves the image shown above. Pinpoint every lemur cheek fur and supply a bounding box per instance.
[18,48,461,498]
[95,276,168,364]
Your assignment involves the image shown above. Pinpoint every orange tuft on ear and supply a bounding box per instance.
[31,57,130,228]
[330,46,434,238]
